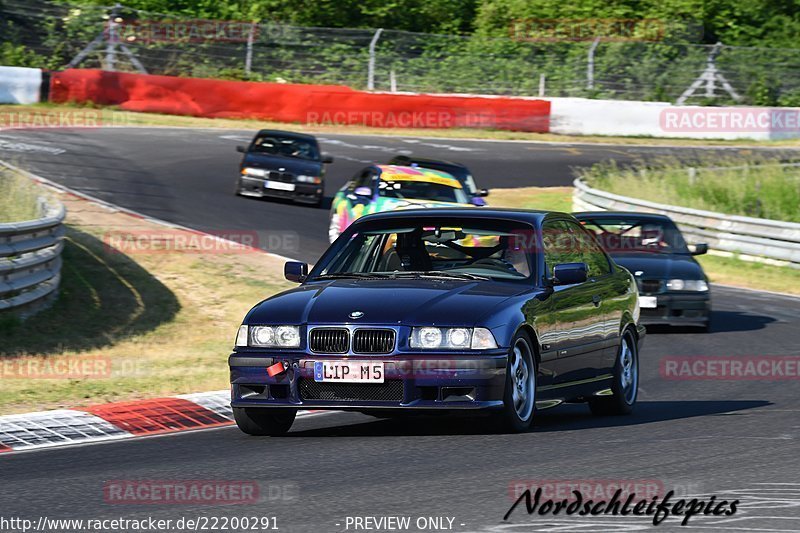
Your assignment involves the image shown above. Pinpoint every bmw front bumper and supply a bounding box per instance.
[639,292,710,326]
[229,352,508,410]
[238,175,323,203]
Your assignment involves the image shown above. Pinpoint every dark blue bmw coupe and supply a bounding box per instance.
[229,208,645,434]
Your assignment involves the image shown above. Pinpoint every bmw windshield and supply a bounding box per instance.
[378,179,469,203]
[311,220,535,282]
[250,134,320,161]
[579,217,690,255]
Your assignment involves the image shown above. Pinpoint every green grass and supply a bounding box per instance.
[0,220,291,414]
[581,157,800,222]
[0,169,41,223]
[697,254,800,296]
[488,186,573,212]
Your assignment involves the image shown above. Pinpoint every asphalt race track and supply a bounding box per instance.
[1,127,796,262]
[1,128,800,532]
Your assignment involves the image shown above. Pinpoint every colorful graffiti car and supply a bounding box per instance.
[328,164,475,242]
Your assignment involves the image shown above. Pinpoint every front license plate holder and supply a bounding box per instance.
[314,361,384,383]
[264,180,295,192]
[639,296,658,308]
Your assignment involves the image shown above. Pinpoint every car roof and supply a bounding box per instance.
[573,211,674,222]
[391,155,468,170]
[357,207,557,225]
[254,129,318,142]
[375,164,463,187]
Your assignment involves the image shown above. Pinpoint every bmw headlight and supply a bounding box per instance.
[242,167,267,178]
[296,175,321,184]
[410,327,497,350]
[235,325,301,347]
[666,279,708,292]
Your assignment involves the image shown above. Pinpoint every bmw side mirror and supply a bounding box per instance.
[553,263,588,285]
[354,186,372,197]
[236,145,247,153]
[284,261,308,283]
[322,154,334,164]
[690,243,708,255]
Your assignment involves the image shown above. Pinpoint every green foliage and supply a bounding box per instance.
[55,0,480,33]
[582,157,800,222]
[8,0,800,103]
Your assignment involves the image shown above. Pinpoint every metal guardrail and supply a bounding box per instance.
[572,178,800,268]
[0,182,66,314]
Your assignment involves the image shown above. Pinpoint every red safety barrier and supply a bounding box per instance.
[49,69,550,132]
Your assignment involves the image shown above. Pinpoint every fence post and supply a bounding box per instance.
[390,69,397,92]
[367,28,383,90]
[245,22,256,76]
[587,38,600,90]
[104,4,122,71]
[538,73,546,97]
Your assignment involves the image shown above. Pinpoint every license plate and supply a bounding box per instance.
[264,180,295,192]
[639,296,658,308]
[314,361,384,383]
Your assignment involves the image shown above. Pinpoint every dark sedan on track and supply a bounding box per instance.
[235,130,333,206]
[229,208,645,435]
[575,212,711,331]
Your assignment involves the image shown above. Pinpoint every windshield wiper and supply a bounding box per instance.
[394,270,490,281]
[313,272,395,280]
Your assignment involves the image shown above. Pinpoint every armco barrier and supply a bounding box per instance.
[0,165,65,315]
[573,178,800,268]
[48,69,550,132]
[0,66,43,105]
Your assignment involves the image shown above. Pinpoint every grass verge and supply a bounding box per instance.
[0,189,291,414]
[489,186,800,296]
[580,157,800,222]
[3,103,800,147]
[0,167,41,222]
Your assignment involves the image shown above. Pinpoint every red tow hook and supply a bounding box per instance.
[266,361,287,377]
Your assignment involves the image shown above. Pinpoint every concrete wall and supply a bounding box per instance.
[0,66,42,104]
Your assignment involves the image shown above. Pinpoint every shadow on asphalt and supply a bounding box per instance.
[282,400,770,438]
[236,193,331,210]
[647,309,775,334]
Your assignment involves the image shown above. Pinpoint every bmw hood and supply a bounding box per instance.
[612,253,706,280]
[245,279,526,326]
[241,153,322,175]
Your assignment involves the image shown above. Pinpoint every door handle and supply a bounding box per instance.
[592,295,601,306]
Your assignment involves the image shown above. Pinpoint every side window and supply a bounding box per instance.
[348,169,373,190]
[542,220,583,277]
[565,221,612,278]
